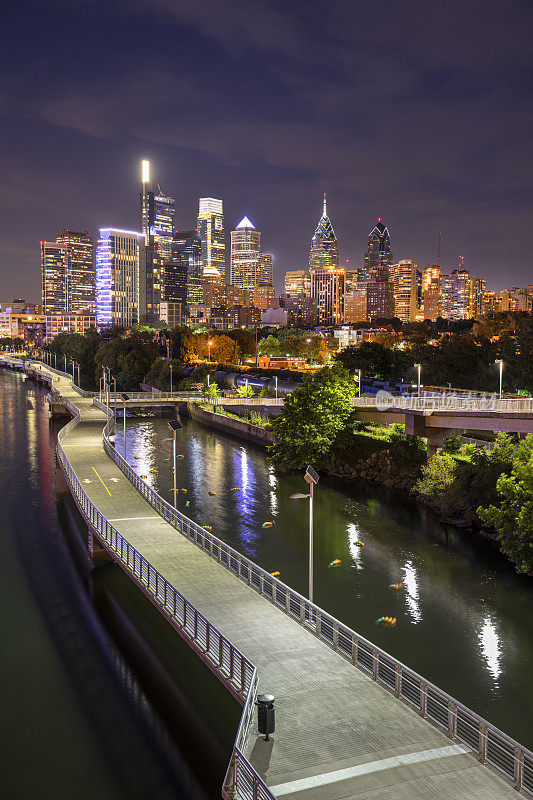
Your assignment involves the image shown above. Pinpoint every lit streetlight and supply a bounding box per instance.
[120,394,129,459]
[414,363,422,398]
[495,359,503,400]
[356,369,361,397]
[208,340,213,363]
[168,419,183,508]
[169,362,173,395]
[289,465,319,604]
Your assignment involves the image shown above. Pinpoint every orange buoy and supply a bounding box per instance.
[270,571,280,577]
[209,491,216,496]
[203,525,212,532]
[328,559,341,567]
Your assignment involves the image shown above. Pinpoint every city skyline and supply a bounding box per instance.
[2,1,533,299]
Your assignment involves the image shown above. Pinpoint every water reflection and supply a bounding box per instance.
[479,617,502,682]
[347,523,363,571]
[402,561,422,624]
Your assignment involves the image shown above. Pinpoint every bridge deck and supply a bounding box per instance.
[48,371,518,799]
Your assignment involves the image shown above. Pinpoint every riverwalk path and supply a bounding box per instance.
[22,362,528,800]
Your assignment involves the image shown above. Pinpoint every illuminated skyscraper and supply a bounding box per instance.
[139,160,174,321]
[284,269,311,297]
[422,265,441,321]
[390,259,418,321]
[257,253,273,285]
[364,220,393,273]
[171,230,203,306]
[230,217,262,290]
[197,198,226,284]
[309,195,339,270]
[95,229,146,327]
[310,267,345,325]
[55,228,95,312]
[41,241,69,314]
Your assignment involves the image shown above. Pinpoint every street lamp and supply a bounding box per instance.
[356,369,361,397]
[168,419,183,508]
[121,394,129,459]
[169,362,173,395]
[208,340,213,363]
[64,354,67,373]
[414,363,422,398]
[495,359,503,400]
[289,465,319,604]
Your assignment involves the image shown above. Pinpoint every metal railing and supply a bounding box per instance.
[95,399,533,798]
[352,395,533,413]
[211,397,284,407]
[27,359,94,397]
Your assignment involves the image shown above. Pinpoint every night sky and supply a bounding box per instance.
[1,0,532,299]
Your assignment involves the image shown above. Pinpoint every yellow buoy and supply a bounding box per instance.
[270,571,280,577]
[388,582,405,590]
[231,487,241,492]
[328,559,342,567]
[140,475,148,478]
[355,541,365,547]
[181,488,187,493]
[131,464,138,467]
[151,469,158,473]
[163,458,170,462]
[203,525,212,531]
[262,521,273,528]
[177,454,184,459]
[209,491,216,496]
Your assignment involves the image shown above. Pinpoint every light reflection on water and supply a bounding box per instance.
[115,415,533,748]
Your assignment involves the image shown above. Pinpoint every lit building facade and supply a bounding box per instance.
[95,229,146,327]
[56,228,95,312]
[45,312,96,342]
[252,283,275,311]
[441,269,471,320]
[171,230,203,306]
[309,195,339,270]
[139,160,173,321]
[422,265,441,320]
[344,286,368,323]
[310,267,345,325]
[257,253,273,285]
[197,198,226,284]
[161,261,187,306]
[364,220,393,273]
[230,217,262,289]
[285,294,318,326]
[390,259,418,322]
[41,241,69,314]
[284,269,311,297]
[203,283,251,308]
[159,301,184,328]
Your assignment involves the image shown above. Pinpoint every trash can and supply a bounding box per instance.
[256,694,275,740]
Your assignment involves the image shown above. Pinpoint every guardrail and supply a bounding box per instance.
[353,395,533,413]
[55,405,270,800]
[211,397,284,406]
[96,397,533,798]
[27,359,94,397]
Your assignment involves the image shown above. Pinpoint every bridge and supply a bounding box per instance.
[6,356,533,799]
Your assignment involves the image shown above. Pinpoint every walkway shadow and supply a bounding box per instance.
[249,736,274,780]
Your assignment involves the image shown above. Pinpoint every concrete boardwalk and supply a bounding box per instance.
[43,369,519,800]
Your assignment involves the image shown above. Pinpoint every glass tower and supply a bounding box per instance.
[95,229,146,327]
[41,241,69,314]
[171,230,203,307]
[230,217,262,290]
[197,198,226,284]
[309,195,339,270]
[364,219,393,273]
[56,228,95,312]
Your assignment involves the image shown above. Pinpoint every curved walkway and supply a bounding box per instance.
[22,361,530,800]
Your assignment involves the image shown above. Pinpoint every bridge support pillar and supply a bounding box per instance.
[88,529,113,562]
[404,412,462,461]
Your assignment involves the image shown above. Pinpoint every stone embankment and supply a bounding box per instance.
[186,403,276,447]
[326,448,418,492]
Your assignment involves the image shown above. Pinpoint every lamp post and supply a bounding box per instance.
[64,354,67,373]
[168,419,183,509]
[414,363,421,398]
[289,465,319,604]
[357,369,361,397]
[274,375,278,400]
[169,363,173,395]
[121,394,129,459]
[495,359,503,400]
[72,359,75,383]
[208,340,213,363]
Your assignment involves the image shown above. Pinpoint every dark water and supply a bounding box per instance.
[0,371,237,799]
[114,413,533,749]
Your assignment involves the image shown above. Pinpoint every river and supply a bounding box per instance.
[113,411,533,749]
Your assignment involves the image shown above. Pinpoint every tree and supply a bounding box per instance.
[95,331,160,390]
[189,333,238,364]
[336,341,409,381]
[478,435,533,574]
[258,335,282,357]
[204,380,220,399]
[413,453,466,518]
[236,382,255,398]
[269,365,355,468]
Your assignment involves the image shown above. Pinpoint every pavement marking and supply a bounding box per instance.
[91,466,112,496]
[269,745,466,796]
[108,516,163,522]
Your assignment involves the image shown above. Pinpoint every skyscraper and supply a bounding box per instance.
[95,229,146,327]
[139,160,174,321]
[284,269,311,297]
[309,195,339,270]
[390,260,418,322]
[197,198,226,284]
[364,220,393,273]
[257,253,273,285]
[171,230,203,306]
[422,265,441,321]
[230,217,262,290]
[55,229,95,312]
[41,241,69,314]
[310,267,345,325]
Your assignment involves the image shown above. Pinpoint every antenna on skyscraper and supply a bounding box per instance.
[437,231,443,266]
[323,193,327,217]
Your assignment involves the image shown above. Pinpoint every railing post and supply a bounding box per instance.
[240,659,246,693]
[352,634,358,665]
[448,700,457,738]
[479,723,487,763]
[394,664,401,697]
[419,681,427,717]
[514,746,523,790]
[230,647,234,681]
[373,648,379,680]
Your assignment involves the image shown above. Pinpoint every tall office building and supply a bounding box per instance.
[139,160,174,320]
[55,229,95,312]
[390,260,418,322]
[230,217,262,290]
[441,269,471,320]
[197,198,226,284]
[41,241,69,314]
[309,195,339,270]
[310,267,345,325]
[364,219,393,273]
[171,230,203,306]
[284,270,311,297]
[161,261,187,306]
[422,265,441,321]
[257,253,273,285]
[95,229,146,327]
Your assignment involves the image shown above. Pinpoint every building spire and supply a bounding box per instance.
[323,192,327,217]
